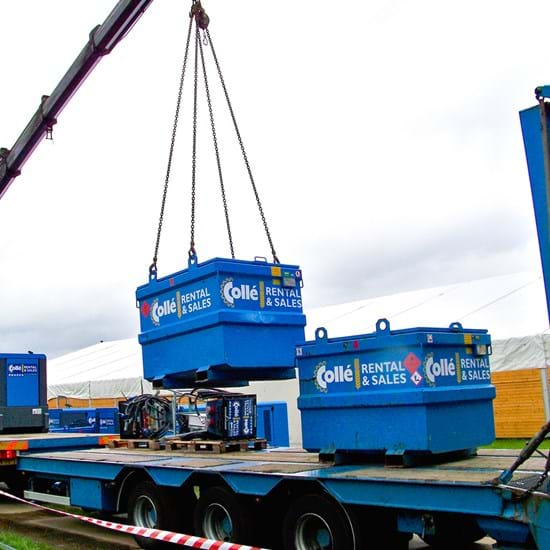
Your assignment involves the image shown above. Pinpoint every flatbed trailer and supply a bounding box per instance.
[9,442,550,549]
[0,432,115,494]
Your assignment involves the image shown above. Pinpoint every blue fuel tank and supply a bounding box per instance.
[296,319,495,455]
[136,257,305,388]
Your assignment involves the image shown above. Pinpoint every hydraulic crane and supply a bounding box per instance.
[0,0,154,200]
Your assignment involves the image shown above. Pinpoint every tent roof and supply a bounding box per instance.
[47,339,147,400]
[305,270,548,342]
[48,338,141,385]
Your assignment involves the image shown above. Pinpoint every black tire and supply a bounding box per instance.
[282,493,357,550]
[351,505,411,550]
[3,470,26,497]
[422,513,486,548]
[127,480,178,550]
[193,486,252,545]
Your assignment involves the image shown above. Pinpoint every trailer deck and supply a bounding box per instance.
[16,445,544,478]
[0,432,115,451]
[12,444,550,548]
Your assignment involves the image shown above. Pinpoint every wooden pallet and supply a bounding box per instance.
[106,437,267,453]
[166,438,267,454]
[107,439,163,451]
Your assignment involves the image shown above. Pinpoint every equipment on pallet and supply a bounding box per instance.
[0,354,48,433]
[119,388,257,442]
[205,393,256,440]
[296,319,495,459]
[118,394,172,439]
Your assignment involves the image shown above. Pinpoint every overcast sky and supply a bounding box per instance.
[0,0,548,358]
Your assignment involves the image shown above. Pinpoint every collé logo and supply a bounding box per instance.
[8,363,38,376]
[314,361,353,392]
[141,297,177,327]
[424,353,456,386]
[220,277,259,308]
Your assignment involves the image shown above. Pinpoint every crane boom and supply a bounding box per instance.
[0,0,154,199]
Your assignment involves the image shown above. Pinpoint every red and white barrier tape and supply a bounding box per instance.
[0,489,267,550]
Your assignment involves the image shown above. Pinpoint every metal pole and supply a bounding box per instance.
[541,367,550,422]
[172,391,177,437]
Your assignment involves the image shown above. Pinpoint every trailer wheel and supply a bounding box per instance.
[282,494,357,550]
[127,480,177,550]
[194,486,252,544]
[422,514,486,548]
[351,506,411,549]
[3,471,26,497]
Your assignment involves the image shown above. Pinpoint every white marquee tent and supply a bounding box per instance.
[48,270,550,446]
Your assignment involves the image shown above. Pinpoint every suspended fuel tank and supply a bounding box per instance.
[136,257,305,388]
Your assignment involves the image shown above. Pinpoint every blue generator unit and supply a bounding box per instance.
[97,407,119,433]
[48,408,97,433]
[0,353,48,433]
[296,320,495,457]
[257,401,290,447]
[136,257,305,388]
[49,407,119,434]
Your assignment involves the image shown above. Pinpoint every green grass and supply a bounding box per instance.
[482,438,550,450]
[0,529,56,550]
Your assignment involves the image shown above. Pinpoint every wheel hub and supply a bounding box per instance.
[203,502,233,542]
[295,512,334,550]
[133,495,158,529]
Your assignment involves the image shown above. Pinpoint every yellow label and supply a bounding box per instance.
[354,358,361,390]
[464,334,473,345]
[456,352,462,383]
[260,281,265,308]
[176,291,182,318]
[271,266,282,277]
[272,278,281,285]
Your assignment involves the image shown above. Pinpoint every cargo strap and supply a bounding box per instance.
[150,0,279,277]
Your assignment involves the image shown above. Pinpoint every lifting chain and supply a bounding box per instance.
[189,24,199,260]
[198,25,235,258]
[206,28,280,264]
[149,15,194,277]
[150,0,279,276]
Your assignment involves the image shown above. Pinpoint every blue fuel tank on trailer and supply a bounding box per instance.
[136,257,305,388]
[296,319,495,456]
